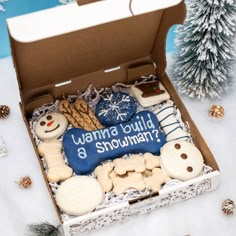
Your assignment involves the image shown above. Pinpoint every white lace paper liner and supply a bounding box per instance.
[29,75,212,222]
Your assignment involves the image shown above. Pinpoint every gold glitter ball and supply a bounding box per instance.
[222,199,235,216]
[208,105,224,118]
[0,105,10,119]
[17,176,32,189]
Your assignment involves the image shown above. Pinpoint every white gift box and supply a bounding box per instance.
[7,1,220,235]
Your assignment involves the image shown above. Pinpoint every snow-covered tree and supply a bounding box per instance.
[59,0,75,4]
[174,0,236,99]
[0,0,8,12]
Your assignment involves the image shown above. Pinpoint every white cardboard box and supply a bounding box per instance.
[7,1,220,235]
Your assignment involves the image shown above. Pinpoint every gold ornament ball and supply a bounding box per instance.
[0,105,10,119]
[208,105,224,118]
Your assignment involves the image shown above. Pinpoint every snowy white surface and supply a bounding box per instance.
[0,54,236,236]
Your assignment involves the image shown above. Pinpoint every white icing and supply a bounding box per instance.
[160,140,204,181]
[55,176,104,216]
[35,112,68,141]
[154,101,190,141]
[71,113,155,146]
[70,112,158,159]
[98,93,132,122]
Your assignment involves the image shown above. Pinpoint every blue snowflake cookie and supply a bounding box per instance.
[95,92,137,126]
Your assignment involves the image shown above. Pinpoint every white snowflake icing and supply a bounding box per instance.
[121,95,131,102]
[116,112,127,121]
[99,94,131,121]
[98,109,109,117]
[103,94,113,102]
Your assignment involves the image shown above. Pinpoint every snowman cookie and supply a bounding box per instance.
[35,113,68,140]
[160,141,204,181]
[35,112,72,183]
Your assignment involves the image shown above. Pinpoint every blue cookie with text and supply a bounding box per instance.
[63,111,166,175]
[95,92,137,126]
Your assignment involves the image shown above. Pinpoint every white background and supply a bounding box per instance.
[0,55,235,236]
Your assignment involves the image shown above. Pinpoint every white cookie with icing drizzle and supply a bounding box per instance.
[154,101,189,141]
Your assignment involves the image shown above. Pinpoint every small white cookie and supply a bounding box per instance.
[113,155,145,175]
[112,172,145,195]
[144,168,171,192]
[55,176,104,216]
[160,141,204,181]
[94,163,114,193]
[38,139,73,183]
[130,80,170,107]
[35,113,68,141]
[143,152,160,170]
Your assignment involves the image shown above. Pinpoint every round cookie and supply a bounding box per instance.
[55,176,104,216]
[160,141,204,181]
[35,112,68,141]
[95,92,137,126]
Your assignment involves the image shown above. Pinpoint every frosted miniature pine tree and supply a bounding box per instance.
[174,0,236,99]
[0,0,8,12]
[59,0,75,4]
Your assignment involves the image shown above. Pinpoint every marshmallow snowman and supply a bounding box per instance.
[35,113,72,183]
[160,140,204,181]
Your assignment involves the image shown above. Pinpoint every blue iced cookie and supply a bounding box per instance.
[95,92,137,126]
[63,111,166,175]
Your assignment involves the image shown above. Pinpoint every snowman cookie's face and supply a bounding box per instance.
[160,140,204,181]
[35,113,68,141]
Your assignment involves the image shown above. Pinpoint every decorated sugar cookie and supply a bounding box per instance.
[154,101,189,141]
[95,92,137,126]
[130,80,170,107]
[35,112,68,141]
[160,141,204,181]
[63,111,166,175]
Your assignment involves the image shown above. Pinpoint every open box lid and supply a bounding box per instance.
[7,0,186,109]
